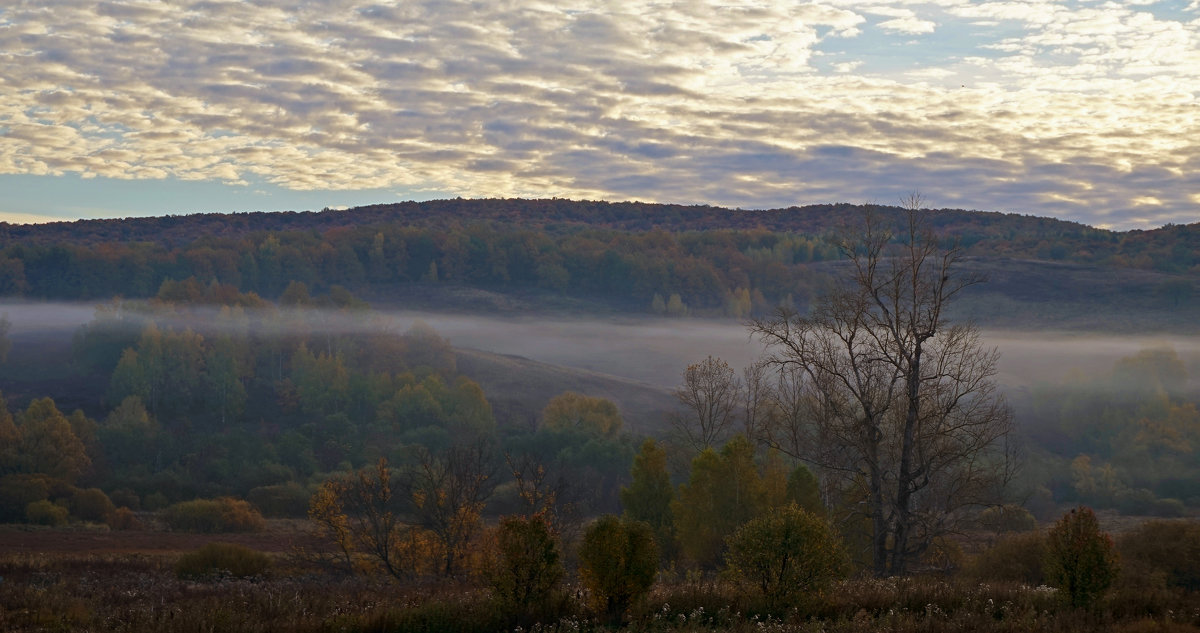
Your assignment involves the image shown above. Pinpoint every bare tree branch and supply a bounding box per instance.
[750,198,1014,576]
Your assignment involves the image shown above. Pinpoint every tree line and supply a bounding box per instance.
[0,198,1196,314]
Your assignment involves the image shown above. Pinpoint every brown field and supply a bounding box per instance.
[0,522,318,556]
[4,518,1200,633]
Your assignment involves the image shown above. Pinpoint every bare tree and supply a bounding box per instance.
[400,440,498,576]
[671,355,741,452]
[751,197,1015,576]
[308,458,402,577]
[504,451,584,543]
[307,444,498,580]
[308,458,435,579]
[741,359,774,445]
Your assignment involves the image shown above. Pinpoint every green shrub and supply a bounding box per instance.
[160,497,266,533]
[724,503,847,608]
[25,499,69,526]
[174,542,272,580]
[786,464,826,516]
[1045,506,1119,609]
[69,487,116,523]
[1118,520,1200,591]
[25,498,68,525]
[486,514,563,618]
[0,474,51,522]
[579,514,659,621]
[968,530,1047,585]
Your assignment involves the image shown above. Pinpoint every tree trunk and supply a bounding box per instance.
[891,344,922,576]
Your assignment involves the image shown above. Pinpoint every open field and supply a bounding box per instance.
[0,522,316,556]
[4,519,1200,633]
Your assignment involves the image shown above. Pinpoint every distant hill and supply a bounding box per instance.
[0,198,1120,248]
[0,198,1195,331]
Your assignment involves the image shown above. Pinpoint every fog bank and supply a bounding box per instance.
[1,300,1196,392]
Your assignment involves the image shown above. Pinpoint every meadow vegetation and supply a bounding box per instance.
[5,512,1200,633]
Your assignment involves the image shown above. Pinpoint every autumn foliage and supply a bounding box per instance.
[724,504,847,607]
[159,497,266,533]
[578,514,659,621]
[1045,506,1119,609]
[485,514,564,617]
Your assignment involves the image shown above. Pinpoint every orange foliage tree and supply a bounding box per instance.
[310,444,497,579]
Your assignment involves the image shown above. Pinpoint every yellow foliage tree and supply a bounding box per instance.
[403,442,497,576]
[308,459,446,579]
[540,392,623,438]
[17,398,91,483]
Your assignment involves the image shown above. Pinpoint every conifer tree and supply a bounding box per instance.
[620,439,675,560]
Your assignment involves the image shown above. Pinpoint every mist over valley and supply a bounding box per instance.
[2,299,1197,416]
[2,202,1200,632]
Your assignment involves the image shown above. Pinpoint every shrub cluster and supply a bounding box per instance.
[25,499,69,526]
[1118,520,1200,591]
[0,475,120,526]
[174,542,272,580]
[159,497,266,533]
[0,474,124,525]
[977,504,1038,534]
[69,487,117,524]
[968,530,1048,585]
[724,503,847,609]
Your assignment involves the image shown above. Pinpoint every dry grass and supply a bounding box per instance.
[4,525,1200,633]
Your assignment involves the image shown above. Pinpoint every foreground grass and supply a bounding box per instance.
[0,551,399,632]
[3,551,1200,633]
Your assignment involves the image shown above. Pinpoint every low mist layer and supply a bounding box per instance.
[3,300,1196,393]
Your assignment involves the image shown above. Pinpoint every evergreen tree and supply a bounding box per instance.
[671,435,765,568]
[620,439,675,560]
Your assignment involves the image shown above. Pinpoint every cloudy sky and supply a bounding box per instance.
[1,0,1198,230]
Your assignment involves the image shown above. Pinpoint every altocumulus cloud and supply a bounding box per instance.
[0,0,1198,228]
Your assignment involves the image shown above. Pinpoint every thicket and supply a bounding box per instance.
[1118,520,1200,591]
[968,530,1048,585]
[174,542,272,579]
[159,497,267,533]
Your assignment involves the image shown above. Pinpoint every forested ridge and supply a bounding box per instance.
[0,198,1197,322]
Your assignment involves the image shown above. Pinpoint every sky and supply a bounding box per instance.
[1,1,1198,230]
